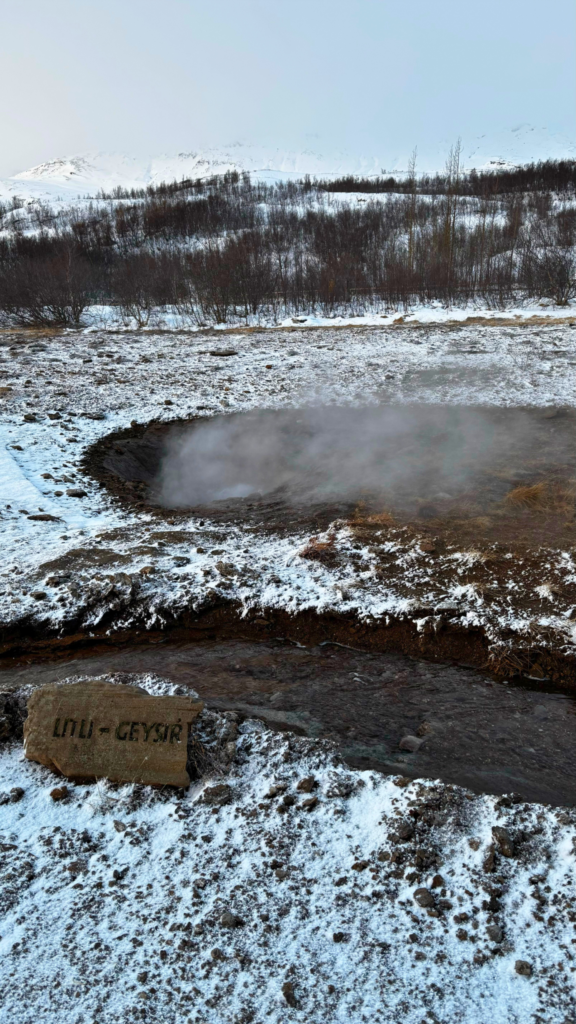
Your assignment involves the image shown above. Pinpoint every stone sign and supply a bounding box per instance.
[24,680,203,787]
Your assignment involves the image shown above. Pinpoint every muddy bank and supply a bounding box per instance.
[2,636,575,807]
[1,600,575,690]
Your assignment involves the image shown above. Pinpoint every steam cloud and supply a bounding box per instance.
[157,404,570,510]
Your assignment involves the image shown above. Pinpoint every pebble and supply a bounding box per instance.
[399,735,423,753]
[297,776,316,793]
[50,786,69,801]
[515,960,533,977]
[0,787,25,806]
[202,784,233,806]
[220,911,243,928]
[492,826,515,858]
[413,888,435,908]
[282,981,298,1007]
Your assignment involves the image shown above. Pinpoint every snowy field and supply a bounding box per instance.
[1,674,575,1024]
[0,316,576,661]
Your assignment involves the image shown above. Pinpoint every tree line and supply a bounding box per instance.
[0,159,574,327]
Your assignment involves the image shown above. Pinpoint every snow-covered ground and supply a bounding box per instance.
[1,317,576,660]
[0,674,575,1024]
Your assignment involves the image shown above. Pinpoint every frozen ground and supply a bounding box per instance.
[0,674,575,1024]
[1,318,576,662]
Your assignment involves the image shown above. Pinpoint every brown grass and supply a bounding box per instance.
[504,482,576,514]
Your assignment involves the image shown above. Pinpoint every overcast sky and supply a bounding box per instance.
[1,0,574,176]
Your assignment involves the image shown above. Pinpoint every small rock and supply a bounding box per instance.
[66,488,87,498]
[487,925,504,943]
[413,888,435,908]
[297,776,316,793]
[275,868,288,881]
[66,860,87,875]
[492,826,514,858]
[210,948,226,961]
[113,820,128,833]
[10,787,25,803]
[333,932,346,943]
[136,971,148,983]
[50,786,69,801]
[431,874,445,888]
[30,591,47,601]
[393,776,412,788]
[394,822,414,841]
[416,721,433,737]
[265,782,288,798]
[163,399,173,406]
[23,413,37,422]
[300,796,318,811]
[202,784,233,806]
[515,960,533,977]
[220,911,243,929]
[282,981,298,1008]
[483,844,496,873]
[351,860,369,872]
[399,735,423,753]
[419,539,436,553]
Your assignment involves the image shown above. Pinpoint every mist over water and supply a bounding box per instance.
[157,404,572,510]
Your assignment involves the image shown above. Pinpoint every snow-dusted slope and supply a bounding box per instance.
[1,126,574,204]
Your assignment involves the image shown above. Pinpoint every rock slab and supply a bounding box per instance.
[24,681,203,787]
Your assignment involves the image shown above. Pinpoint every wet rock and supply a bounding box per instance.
[413,888,435,908]
[515,960,533,977]
[202,784,233,806]
[220,911,243,928]
[399,735,423,753]
[210,947,226,961]
[416,721,433,737]
[66,488,87,498]
[492,826,514,858]
[487,924,504,943]
[23,413,37,422]
[351,860,369,872]
[10,787,25,803]
[431,874,445,888]
[333,932,347,943]
[30,591,48,601]
[113,820,128,833]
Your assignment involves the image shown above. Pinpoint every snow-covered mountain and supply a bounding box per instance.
[1,126,574,204]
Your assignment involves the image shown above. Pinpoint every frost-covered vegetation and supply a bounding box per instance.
[0,154,575,327]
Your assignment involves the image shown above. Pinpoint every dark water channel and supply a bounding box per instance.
[2,639,575,807]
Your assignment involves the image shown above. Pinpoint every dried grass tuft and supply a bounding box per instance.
[504,481,576,514]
